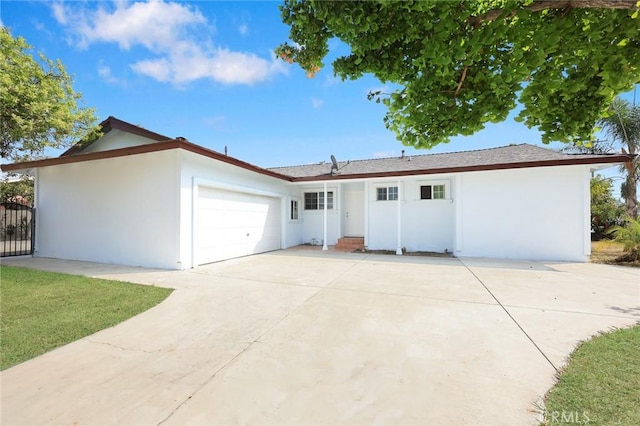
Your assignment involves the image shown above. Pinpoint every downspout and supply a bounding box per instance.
[191,176,199,268]
[583,166,591,258]
[322,182,328,250]
[364,180,369,249]
[396,179,403,255]
[33,168,39,257]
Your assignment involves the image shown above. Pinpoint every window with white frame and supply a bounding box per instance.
[420,184,446,200]
[290,199,299,220]
[304,191,334,210]
[377,186,398,201]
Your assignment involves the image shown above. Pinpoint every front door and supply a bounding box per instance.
[344,191,364,236]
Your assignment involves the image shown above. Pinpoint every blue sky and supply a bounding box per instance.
[2,0,637,186]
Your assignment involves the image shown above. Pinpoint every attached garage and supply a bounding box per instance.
[196,187,281,265]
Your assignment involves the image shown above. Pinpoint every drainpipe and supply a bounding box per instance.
[322,182,328,251]
[33,168,39,256]
[396,179,402,255]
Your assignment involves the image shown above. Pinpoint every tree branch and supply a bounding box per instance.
[454,66,469,97]
[469,0,638,27]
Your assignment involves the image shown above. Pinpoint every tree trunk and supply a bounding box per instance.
[625,165,638,218]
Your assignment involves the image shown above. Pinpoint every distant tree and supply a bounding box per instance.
[276,1,640,149]
[0,27,100,162]
[590,175,624,240]
[599,98,639,218]
[0,177,34,204]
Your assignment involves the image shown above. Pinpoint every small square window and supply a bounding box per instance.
[377,186,398,201]
[433,184,445,199]
[388,186,398,200]
[290,200,299,220]
[420,185,432,200]
[304,192,318,210]
[304,191,334,210]
[421,184,445,200]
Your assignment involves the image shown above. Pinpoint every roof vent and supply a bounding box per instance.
[401,150,405,159]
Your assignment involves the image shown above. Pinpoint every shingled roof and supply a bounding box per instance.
[268,144,629,181]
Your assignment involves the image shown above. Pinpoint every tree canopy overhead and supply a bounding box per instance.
[276,0,640,149]
[0,27,99,162]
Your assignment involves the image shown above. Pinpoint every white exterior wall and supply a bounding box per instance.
[35,150,181,269]
[299,184,340,246]
[401,177,456,253]
[367,177,456,252]
[178,151,302,269]
[456,165,590,261]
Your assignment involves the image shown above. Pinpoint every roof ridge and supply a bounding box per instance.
[268,143,536,169]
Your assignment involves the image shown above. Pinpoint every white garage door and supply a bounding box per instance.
[197,187,281,265]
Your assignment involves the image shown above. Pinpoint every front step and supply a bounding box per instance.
[335,236,365,251]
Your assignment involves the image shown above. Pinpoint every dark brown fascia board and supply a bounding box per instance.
[289,154,632,182]
[60,116,173,157]
[1,139,294,182]
[2,140,181,172]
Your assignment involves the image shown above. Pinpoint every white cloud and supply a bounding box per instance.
[97,63,120,84]
[311,98,324,109]
[323,74,340,87]
[130,58,172,82]
[51,2,68,25]
[238,24,248,36]
[51,0,286,85]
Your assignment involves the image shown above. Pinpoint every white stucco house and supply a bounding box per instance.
[1,116,630,269]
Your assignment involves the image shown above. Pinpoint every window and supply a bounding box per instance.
[377,186,398,201]
[304,191,334,210]
[290,200,299,220]
[420,184,445,200]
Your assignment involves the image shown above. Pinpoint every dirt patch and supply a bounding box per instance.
[590,241,640,268]
[354,249,454,258]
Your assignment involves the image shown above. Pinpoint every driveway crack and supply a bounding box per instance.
[156,258,364,425]
[459,259,559,372]
[84,338,160,354]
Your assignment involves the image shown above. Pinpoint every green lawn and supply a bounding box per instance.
[542,325,640,425]
[0,265,173,370]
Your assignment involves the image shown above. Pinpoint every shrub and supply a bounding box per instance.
[607,218,640,262]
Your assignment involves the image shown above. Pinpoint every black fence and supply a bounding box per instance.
[1,200,35,257]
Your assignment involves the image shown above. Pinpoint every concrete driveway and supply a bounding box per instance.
[1,250,638,425]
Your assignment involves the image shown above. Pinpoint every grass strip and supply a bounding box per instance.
[0,265,172,370]
[542,325,640,425]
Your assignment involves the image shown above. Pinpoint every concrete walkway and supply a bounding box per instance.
[1,251,638,425]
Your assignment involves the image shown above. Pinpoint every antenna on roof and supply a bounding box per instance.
[330,155,338,175]
[224,145,228,156]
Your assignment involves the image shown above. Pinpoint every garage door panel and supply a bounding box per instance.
[197,187,281,265]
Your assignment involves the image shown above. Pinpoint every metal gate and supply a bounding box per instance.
[1,199,35,257]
